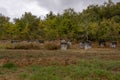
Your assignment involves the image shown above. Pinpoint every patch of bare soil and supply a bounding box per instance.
[112,67,120,72]
[0,74,19,80]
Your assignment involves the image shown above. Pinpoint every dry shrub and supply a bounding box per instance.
[14,41,41,50]
[0,42,14,49]
[44,42,60,50]
[67,43,72,49]
[6,43,15,49]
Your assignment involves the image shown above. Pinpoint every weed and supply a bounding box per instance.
[2,62,17,69]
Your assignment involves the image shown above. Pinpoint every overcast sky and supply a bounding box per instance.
[0,0,120,20]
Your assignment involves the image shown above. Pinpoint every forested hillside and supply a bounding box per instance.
[0,0,120,41]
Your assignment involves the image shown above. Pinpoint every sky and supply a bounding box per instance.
[0,0,120,20]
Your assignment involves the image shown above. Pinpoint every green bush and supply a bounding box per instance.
[2,63,17,69]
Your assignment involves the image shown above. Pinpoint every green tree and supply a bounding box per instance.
[0,14,11,39]
[14,12,40,40]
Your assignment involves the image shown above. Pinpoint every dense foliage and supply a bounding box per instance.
[0,0,120,41]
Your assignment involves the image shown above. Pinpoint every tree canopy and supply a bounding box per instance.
[0,0,120,41]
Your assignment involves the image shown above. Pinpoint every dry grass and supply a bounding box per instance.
[0,48,120,67]
[0,49,120,80]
